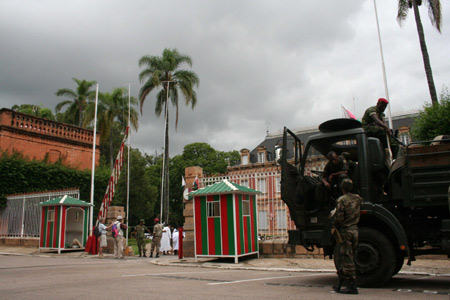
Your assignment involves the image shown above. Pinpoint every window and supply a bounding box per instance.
[276,210,287,229]
[400,133,410,145]
[258,211,268,230]
[241,179,249,188]
[242,155,248,165]
[47,210,54,222]
[75,211,81,222]
[207,201,220,217]
[276,177,281,193]
[243,200,250,216]
[258,152,265,163]
[257,178,266,193]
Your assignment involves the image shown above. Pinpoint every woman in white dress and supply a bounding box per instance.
[160,225,172,254]
[172,228,179,255]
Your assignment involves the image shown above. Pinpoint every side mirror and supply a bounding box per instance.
[274,145,282,165]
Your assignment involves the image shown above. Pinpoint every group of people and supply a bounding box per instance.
[97,216,180,260]
[324,98,398,294]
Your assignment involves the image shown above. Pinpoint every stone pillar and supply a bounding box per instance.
[182,166,203,257]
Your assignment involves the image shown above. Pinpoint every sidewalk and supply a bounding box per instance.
[1,246,449,277]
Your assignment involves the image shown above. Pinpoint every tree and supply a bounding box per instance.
[397,0,442,105]
[11,104,56,120]
[411,86,450,140]
[138,48,199,224]
[84,87,139,170]
[55,78,97,127]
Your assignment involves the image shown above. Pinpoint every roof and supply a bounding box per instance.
[39,195,92,207]
[189,179,261,196]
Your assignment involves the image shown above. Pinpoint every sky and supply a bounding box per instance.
[1,0,449,157]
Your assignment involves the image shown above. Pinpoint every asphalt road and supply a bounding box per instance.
[1,255,449,300]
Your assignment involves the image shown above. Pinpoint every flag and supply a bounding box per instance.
[193,176,199,190]
[341,105,358,120]
[181,176,186,187]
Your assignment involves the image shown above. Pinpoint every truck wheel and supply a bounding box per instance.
[393,256,404,276]
[333,227,396,288]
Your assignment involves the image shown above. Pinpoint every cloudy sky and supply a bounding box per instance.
[1,1,449,157]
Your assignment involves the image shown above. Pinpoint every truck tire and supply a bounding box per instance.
[333,227,396,288]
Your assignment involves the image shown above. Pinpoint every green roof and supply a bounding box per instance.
[39,195,92,207]
[188,179,261,196]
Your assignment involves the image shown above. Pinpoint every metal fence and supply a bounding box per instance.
[203,172,294,239]
[0,190,79,237]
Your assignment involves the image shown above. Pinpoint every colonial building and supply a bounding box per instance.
[0,108,100,170]
[203,113,419,238]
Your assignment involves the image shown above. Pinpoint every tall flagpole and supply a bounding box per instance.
[89,84,99,235]
[126,84,132,246]
[373,0,393,129]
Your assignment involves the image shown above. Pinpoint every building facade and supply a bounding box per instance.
[0,108,100,170]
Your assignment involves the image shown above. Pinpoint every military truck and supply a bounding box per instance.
[279,118,450,287]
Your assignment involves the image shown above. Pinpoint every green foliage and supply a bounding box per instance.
[113,148,158,226]
[0,151,109,209]
[411,87,450,141]
[11,104,56,120]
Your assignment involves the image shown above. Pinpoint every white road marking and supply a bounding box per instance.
[207,273,329,285]
[122,270,235,277]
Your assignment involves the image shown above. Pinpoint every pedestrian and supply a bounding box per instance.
[361,97,398,156]
[135,219,151,257]
[149,218,163,258]
[172,227,179,255]
[97,218,107,258]
[160,224,172,255]
[332,178,362,294]
[108,215,125,259]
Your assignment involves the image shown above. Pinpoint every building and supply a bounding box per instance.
[204,113,419,238]
[0,108,100,170]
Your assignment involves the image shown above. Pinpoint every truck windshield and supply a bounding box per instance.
[304,136,358,177]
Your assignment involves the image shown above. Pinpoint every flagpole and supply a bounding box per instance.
[126,83,132,246]
[373,0,393,129]
[89,84,99,235]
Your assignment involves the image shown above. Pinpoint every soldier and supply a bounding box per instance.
[362,98,398,156]
[149,218,163,258]
[332,178,362,294]
[135,219,150,257]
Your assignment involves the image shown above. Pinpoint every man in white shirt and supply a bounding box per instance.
[108,215,125,259]
[98,218,107,258]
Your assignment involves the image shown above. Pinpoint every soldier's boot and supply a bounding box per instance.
[155,253,159,258]
[149,252,153,258]
[339,279,358,295]
[332,277,345,292]
[138,250,142,257]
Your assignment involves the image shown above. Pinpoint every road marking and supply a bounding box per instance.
[207,273,328,285]
[122,270,235,277]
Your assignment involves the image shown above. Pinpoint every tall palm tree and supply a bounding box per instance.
[55,78,97,127]
[138,48,199,224]
[397,0,442,105]
[11,104,56,120]
[84,87,139,170]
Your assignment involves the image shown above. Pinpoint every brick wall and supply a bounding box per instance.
[0,108,100,170]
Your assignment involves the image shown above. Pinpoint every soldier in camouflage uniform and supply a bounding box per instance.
[362,98,398,156]
[150,218,163,258]
[332,178,362,294]
[135,219,150,257]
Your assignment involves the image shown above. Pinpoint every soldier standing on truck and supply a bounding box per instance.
[332,178,362,294]
[362,98,398,156]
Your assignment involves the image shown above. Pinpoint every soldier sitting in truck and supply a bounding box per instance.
[313,151,349,211]
[362,98,399,157]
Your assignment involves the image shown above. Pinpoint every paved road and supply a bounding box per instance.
[1,255,449,300]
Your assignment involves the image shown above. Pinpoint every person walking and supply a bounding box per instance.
[108,215,125,259]
[160,224,172,255]
[172,227,179,255]
[135,219,151,257]
[332,178,362,294]
[149,218,163,258]
[97,218,107,258]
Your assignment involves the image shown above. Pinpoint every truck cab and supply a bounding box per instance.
[280,118,450,287]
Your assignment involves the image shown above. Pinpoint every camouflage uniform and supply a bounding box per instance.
[135,223,149,257]
[150,223,163,257]
[362,106,398,155]
[333,193,362,281]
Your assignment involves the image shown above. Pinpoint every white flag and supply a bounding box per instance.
[182,176,186,187]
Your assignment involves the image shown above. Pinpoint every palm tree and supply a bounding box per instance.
[55,78,97,127]
[138,48,199,224]
[84,87,139,170]
[11,104,56,120]
[397,0,442,105]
